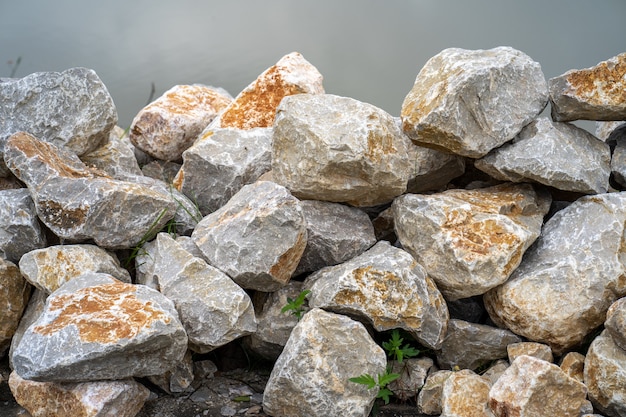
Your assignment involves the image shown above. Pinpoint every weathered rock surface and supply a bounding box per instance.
[489,355,588,417]
[263,308,386,417]
[393,183,550,300]
[549,52,626,122]
[8,289,46,369]
[147,349,194,395]
[388,357,434,402]
[560,352,586,384]
[484,192,626,354]
[130,84,233,161]
[436,319,521,371]
[9,371,149,417]
[19,244,130,294]
[173,127,272,215]
[585,330,626,417]
[305,241,449,349]
[215,52,324,129]
[272,93,413,207]
[0,188,47,263]
[11,273,187,382]
[507,342,553,363]
[151,233,257,353]
[192,181,306,292]
[481,360,510,386]
[4,132,177,249]
[406,142,466,194]
[440,369,494,417]
[401,46,548,158]
[80,126,143,180]
[475,117,610,194]
[605,297,626,351]
[0,259,31,356]
[294,200,376,276]
[417,370,454,416]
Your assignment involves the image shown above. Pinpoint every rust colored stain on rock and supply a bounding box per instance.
[38,200,89,230]
[566,54,626,105]
[269,230,307,283]
[34,282,170,344]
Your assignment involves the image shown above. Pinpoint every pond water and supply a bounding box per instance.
[1,0,625,129]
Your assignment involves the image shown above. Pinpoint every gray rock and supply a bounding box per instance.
[4,132,177,249]
[147,349,194,394]
[272,93,413,207]
[549,52,626,122]
[401,46,548,158]
[8,288,46,369]
[141,160,182,183]
[484,192,626,354]
[596,121,626,142]
[605,297,626,352]
[475,117,610,194]
[481,359,510,386]
[294,200,376,276]
[80,125,143,180]
[436,319,522,371]
[152,233,257,353]
[417,370,454,415]
[173,127,272,216]
[393,183,550,300]
[19,244,130,294]
[11,273,187,382]
[584,330,626,417]
[263,308,386,417]
[305,241,449,350]
[0,188,47,263]
[192,181,307,292]
[388,357,434,401]
[440,369,494,417]
[0,258,31,356]
[406,143,466,194]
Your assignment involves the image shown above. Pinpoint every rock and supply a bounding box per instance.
[192,181,306,292]
[392,183,550,300]
[440,369,494,417]
[489,355,588,417]
[19,244,130,294]
[484,192,626,354]
[475,117,610,194]
[605,297,626,351]
[272,93,413,207]
[130,84,233,161]
[294,200,376,276]
[549,52,626,122]
[215,52,324,129]
[305,241,449,349]
[609,129,626,189]
[401,46,548,158]
[507,342,553,363]
[596,121,626,142]
[173,127,272,215]
[585,330,626,417]
[0,188,47,263]
[8,289,46,369]
[9,371,149,417]
[560,352,585,383]
[436,319,521,371]
[481,360,510,385]
[141,160,182,183]
[4,132,177,249]
[262,308,386,417]
[0,258,31,356]
[151,233,257,353]
[80,126,143,180]
[0,67,117,165]
[417,370,453,416]
[388,357,434,401]
[243,281,305,361]
[147,349,194,394]
[11,273,187,382]
[406,143,466,194]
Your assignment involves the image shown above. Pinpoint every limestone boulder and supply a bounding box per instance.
[393,183,550,300]
[0,188,47,263]
[401,46,548,158]
[0,258,31,356]
[407,143,466,193]
[272,93,413,207]
[440,369,494,417]
[605,297,626,351]
[560,352,586,384]
[305,241,449,349]
[147,349,194,394]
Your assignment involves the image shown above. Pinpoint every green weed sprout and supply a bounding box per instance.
[349,371,400,405]
[382,329,421,363]
[280,289,310,321]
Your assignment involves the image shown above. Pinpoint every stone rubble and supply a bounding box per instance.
[1,48,626,417]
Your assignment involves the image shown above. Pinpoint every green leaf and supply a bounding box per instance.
[232,395,250,402]
[349,373,377,389]
[377,372,400,387]
[377,387,394,405]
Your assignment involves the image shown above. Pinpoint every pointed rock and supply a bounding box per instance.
[12,273,187,382]
[401,46,548,158]
[4,132,176,249]
[549,52,626,122]
[393,183,550,300]
[0,258,31,356]
[441,369,494,417]
[605,297,626,351]
[130,84,233,161]
[215,52,324,129]
[0,188,47,263]
[305,241,449,349]
[263,308,386,417]
[192,181,306,292]
[484,192,626,354]
[272,93,413,207]
[9,371,149,417]
[475,118,610,194]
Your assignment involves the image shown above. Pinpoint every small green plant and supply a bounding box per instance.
[280,289,310,320]
[382,329,421,363]
[122,207,169,268]
[349,370,400,405]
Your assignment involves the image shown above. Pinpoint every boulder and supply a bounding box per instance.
[0,258,31,356]
[8,289,46,369]
[147,349,194,394]
[440,369,494,417]
[560,352,586,384]
[0,188,47,263]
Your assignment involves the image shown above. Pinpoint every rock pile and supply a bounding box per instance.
[1,48,626,417]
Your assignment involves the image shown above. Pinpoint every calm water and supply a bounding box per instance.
[1,0,625,128]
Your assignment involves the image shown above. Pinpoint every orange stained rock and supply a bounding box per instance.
[34,282,170,344]
[565,53,626,105]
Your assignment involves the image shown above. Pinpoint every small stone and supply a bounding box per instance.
[507,342,553,363]
[0,188,47,263]
[440,369,494,417]
[262,308,386,417]
[560,352,585,384]
[147,349,194,394]
[605,297,626,351]
[388,357,434,401]
[481,360,510,386]
[489,355,588,417]
[401,46,548,158]
[417,370,453,416]
[9,371,149,417]
[272,93,413,207]
[549,52,626,122]
[0,258,31,356]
